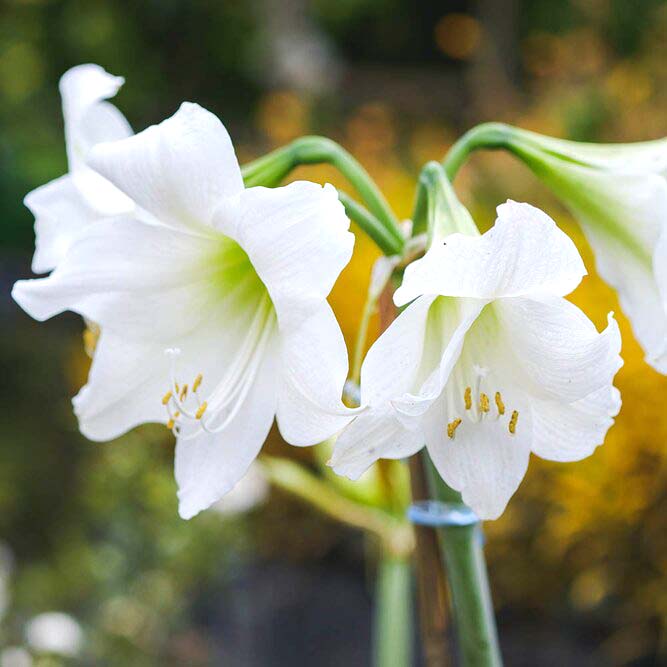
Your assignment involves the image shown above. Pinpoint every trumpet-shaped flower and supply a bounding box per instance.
[13,103,355,519]
[331,200,622,520]
[26,64,133,273]
[505,128,667,373]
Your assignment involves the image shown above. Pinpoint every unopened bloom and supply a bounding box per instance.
[504,128,667,373]
[331,199,622,520]
[26,64,133,273]
[13,103,354,518]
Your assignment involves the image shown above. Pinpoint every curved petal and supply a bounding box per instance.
[60,64,131,171]
[25,175,100,274]
[329,407,424,480]
[276,302,356,446]
[424,391,532,520]
[73,332,170,440]
[87,102,243,231]
[494,300,623,403]
[530,385,621,463]
[359,295,437,405]
[11,217,264,345]
[216,181,354,329]
[394,200,585,306]
[175,342,278,519]
[392,297,486,421]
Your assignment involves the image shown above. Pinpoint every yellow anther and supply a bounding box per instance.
[195,402,208,420]
[179,384,188,401]
[162,391,173,405]
[495,392,505,416]
[464,387,472,410]
[166,418,175,430]
[447,418,462,439]
[193,373,203,392]
[175,383,180,393]
[509,410,519,435]
[479,393,490,413]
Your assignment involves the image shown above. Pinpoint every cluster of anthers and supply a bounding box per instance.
[161,359,209,438]
[446,383,519,441]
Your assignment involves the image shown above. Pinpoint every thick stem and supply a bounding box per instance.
[424,458,502,667]
[373,553,414,667]
[242,136,404,254]
[441,122,514,181]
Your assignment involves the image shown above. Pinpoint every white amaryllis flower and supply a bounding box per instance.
[505,128,667,373]
[331,200,622,520]
[13,102,355,519]
[26,64,133,273]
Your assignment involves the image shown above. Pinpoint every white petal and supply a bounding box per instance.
[394,200,585,306]
[359,295,437,405]
[88,103,243,231]
[391,297,486,421]
[329,407,424,480]
[216,181,354,329]
[276,302,356,446]
[12,216,267,350]
[531,385,621,462]
[24,175,100,274]
[175,343,278,520]
[494,300,622,403]
[581,203,667,374]
[424,392,532,520]
[73,332,170,440]
[60,64,131,171]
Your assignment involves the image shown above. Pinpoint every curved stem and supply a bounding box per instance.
[242,136,404,255]
[442,122,515,181]
[338,190,404,257]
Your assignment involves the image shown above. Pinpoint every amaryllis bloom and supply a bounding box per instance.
[504,128,667,373]
[13,103,355,519]
[26,64,133,273]
[331,200,622,519]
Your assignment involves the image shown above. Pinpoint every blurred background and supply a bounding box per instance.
[2,0,667,665]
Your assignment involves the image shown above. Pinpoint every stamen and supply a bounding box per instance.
[479,393,490,413]
[495,392,505,416]
[447,418,462,439]
[193,374,203,392]
[464,387,472,410]
[162,391,173,405]
[179,384,188,401]
[166,418,175,430]
[195,402,208,420]
[175,382,180,394]
[509,410,519,434]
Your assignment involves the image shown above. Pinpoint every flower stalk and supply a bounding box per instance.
[241,135,405,255]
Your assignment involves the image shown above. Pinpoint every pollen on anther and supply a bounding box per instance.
[495,392,505,415]
[193,373,203,392]
[195,401,208,420]
[464,387,472,410]
[480,393,490,413]
[509,410,519,434]
[179,384,188,401]
[162,391,173,405]
[447,418,462,439]
[166,418,175,430]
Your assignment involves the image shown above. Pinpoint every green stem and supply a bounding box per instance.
[441,122,515,181]
[373,552,414,667]
[423,457,502,667]
[242,135,404,255]
[339,190,404,256]
[259,455,413,558]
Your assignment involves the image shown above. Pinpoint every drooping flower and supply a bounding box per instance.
[331,198,622,520]
[25,64,133,273]
[502,128,667,373]
[13,102,355,519]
